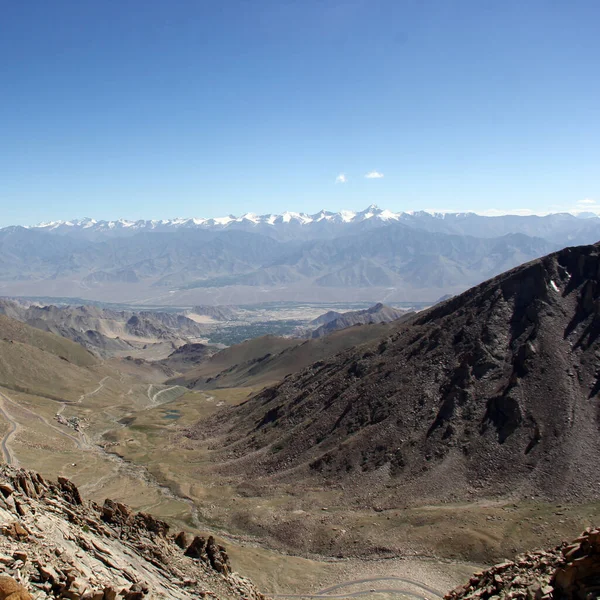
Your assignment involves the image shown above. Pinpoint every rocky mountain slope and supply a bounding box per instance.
[0,208,589,304]
[308,303,410,338]
[446,528,600,600]
[189,242,600,504]
[0,300,207,358]
[0,465,262,600]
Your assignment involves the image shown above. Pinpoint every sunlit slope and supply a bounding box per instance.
[0,313,96,367]
[170,323,396,390]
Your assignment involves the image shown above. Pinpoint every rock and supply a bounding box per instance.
[16,473,37,498]
[101,499,132,527]
[174,531,190,549]
[120,583,147,599]
[0,465,264,600]
[36,563,61,583]
[57,476,83,505]
[0,483,15,497]
[447,528,600,600]
[14,499,30,517]
[206,536,231,575]
[185,536,208,561]
[62,577,89,600]
[0,575,32,600]
[1,522,29,540]
[103,588,118,600]
[133,512,169,537]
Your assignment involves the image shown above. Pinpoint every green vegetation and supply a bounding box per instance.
[207,321,305,345]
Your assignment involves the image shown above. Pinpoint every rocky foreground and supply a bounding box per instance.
[446,528,600,600]
[0,466,264,600]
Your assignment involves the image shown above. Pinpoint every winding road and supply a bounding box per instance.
[78,376,110,403]
[272,577,444,600]
[0,394,19,465]
[0,376,111,466]
[146,384,185,408]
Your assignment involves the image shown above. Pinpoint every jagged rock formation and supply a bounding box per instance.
[0,466,263,600]
[190,243,600,504]
[446,528,600,600]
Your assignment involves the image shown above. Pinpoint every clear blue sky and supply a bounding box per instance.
[1,0,599,225]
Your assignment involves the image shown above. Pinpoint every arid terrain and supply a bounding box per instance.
[0,244,599,598]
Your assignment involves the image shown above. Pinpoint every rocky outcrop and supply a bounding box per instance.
[446,528,600,600]
[0,466,264,600]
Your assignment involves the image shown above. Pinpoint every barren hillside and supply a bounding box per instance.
[189,242,600,505]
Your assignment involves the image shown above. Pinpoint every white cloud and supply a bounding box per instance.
[365,171,384,179]
[335,173,347,184]
[577,198,597,205]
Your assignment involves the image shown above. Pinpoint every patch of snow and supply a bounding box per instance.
[550,280,560,293]
[239,213,259,223]
[339,210,356,222]
[378,209,400,221]
[211,216,233,225]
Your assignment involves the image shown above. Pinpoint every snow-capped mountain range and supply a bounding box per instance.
[1,204,599,305]
[27,204,600,243]
[32,205,441,232]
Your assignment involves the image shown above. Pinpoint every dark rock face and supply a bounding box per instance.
[193,243,600,504]
[57,477,82,505]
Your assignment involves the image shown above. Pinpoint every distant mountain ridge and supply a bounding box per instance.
[0,299,206,357]
[308,303,410,338]
[26,205,600,243]
[1,206,600,304]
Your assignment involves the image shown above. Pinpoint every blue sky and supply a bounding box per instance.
[1,0,599,225]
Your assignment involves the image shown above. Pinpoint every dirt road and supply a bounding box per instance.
[272,576,444,599]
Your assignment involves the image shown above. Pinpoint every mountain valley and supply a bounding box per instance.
[0,238,598,599]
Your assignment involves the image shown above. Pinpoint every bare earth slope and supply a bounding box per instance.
[190,242,600,505]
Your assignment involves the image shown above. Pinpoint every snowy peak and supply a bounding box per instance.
[29,205,409,233]
[26,206,600,239]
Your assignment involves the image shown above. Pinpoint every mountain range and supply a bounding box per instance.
[1,206,599,304]
[29,206,600,243]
